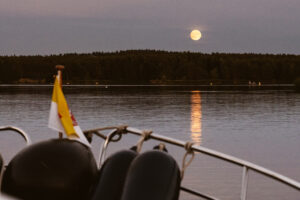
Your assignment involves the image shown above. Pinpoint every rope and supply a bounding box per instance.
[181,142,195,179]
[158,143,166,151]
[184,142,194,153]
[83,125,128,142]
[153,143,168,152]
[98,126,128,168]
[136,130,153,153]
[84,125,127,133]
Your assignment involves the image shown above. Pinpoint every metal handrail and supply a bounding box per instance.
[125,127,300,187]
[0,126,32,145]
[1,125,299,200]
[0,154,4,189]
[0,126,31,191]
[84,126,300,200]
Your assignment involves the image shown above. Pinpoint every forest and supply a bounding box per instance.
[0,50,300,85]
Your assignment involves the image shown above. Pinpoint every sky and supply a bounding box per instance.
[0,0,299,55]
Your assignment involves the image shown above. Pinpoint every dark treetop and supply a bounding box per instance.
[1,50,300,85]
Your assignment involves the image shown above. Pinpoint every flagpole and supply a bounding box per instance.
[55,65,65,138]
[56,65,65,86]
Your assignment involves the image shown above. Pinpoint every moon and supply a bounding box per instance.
[190,30,202,41]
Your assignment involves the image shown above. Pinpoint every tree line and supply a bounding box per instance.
[0,50,300,84]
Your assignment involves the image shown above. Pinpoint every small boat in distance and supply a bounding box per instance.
[0,125,299,200]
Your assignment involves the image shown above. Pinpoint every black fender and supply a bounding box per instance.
[92,150,137,200]
[1,139,97,200]
[121,150,181,200]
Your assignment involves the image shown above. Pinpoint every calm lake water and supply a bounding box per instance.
[0,85,299,199]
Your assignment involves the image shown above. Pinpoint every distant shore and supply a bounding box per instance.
[0,83,295,91]
[1,50,300,88]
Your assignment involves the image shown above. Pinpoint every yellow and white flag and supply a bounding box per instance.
[48,73,90,147]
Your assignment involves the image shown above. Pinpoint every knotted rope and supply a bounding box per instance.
[98,126,128,168]
[158,143,166,151]
[136,130,153,153]
[181,142,195,179]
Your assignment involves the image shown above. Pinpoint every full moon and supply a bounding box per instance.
[190,30,202,41]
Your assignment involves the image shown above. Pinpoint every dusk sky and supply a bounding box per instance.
[0,0,299,55]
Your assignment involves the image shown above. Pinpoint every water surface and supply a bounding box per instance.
[0,86,299,199]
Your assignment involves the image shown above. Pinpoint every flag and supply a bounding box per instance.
[48,73,90,147]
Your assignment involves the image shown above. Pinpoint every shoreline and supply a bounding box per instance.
[0,84,295,91]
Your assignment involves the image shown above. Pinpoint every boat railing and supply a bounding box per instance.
[0,126,31,190]
[0,126,32,146]
[1,126,299,200]
[84,126,300,200]
[0,154,3,190]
